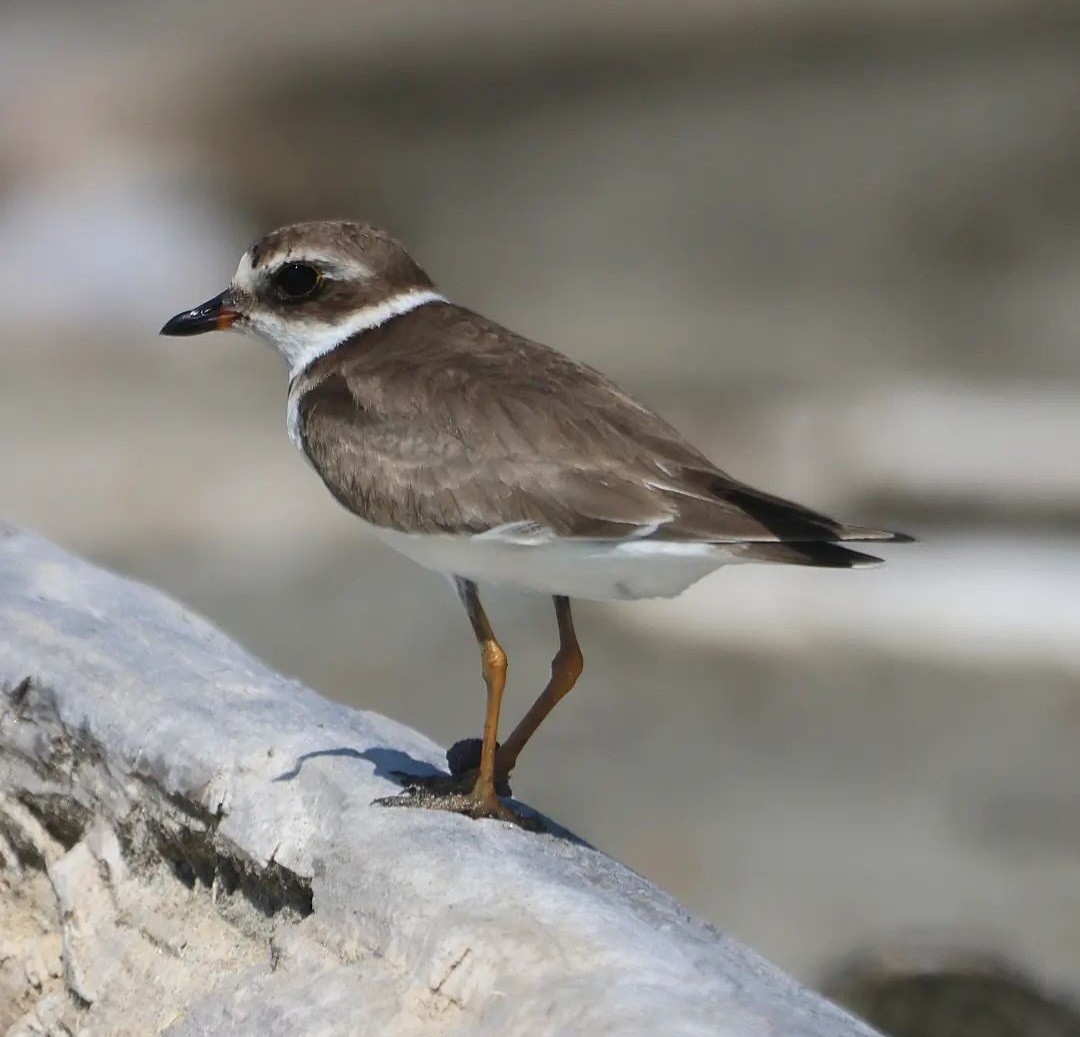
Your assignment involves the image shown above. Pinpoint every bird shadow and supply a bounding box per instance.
[360,746,443,784]
[271,744,589,847]
[272,745,441,784]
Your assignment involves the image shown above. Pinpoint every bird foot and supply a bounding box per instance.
[375,737,533,827]
[375,780,540,830]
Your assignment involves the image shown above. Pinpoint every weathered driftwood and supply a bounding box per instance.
[0,524,877,1036]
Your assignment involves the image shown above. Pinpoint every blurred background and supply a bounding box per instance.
[3,0,1080,1030]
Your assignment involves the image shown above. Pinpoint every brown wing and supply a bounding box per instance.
[293,303,909,551]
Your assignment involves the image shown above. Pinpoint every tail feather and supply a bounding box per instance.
[716,483,912,545]
[739,541,885,569]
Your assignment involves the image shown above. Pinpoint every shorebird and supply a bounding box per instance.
[162,220,909,824]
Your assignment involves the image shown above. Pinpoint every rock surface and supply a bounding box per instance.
[0,524,876,1035]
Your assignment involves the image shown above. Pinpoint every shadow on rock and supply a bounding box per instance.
[272,745,442,783]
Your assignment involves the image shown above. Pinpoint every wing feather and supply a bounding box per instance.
[293,305,909,548]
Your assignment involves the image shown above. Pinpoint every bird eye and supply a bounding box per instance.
[271,262,323,301]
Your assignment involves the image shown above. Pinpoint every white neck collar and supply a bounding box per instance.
[249,288,446,381]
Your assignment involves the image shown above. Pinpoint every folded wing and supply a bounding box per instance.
[294,311,910,569]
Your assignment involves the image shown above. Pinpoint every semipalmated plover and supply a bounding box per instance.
[162,220,910,824]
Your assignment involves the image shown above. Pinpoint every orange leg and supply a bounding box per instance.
[455,578,508,815]
[496,595,583,777]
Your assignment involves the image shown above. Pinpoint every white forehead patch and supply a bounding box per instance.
[232,250,259,294]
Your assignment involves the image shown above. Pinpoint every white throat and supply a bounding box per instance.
[248,288,446,381]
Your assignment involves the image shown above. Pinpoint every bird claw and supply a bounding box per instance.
[375,739,522,823]
[387,762,513,800]
[374,781,540,830]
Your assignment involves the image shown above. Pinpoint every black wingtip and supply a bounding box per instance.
[717,484,914,547]
[741,542,885,568]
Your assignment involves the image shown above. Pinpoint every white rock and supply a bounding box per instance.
[0,524,877,1036]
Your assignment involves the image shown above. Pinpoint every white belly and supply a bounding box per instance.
[368,525,736,601]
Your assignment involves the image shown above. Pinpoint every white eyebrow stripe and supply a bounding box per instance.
[320,257,375,280]
[283,288,447,380]
[241,253,375,282]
